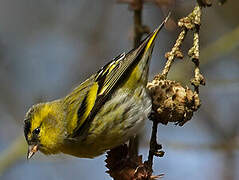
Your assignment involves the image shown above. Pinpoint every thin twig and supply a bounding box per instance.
[161,29,186,78]
[169,24,239,83]
[145,117,164,172]
[188,6,205,93]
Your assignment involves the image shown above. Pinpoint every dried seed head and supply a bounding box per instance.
[147,78,200,126]
[105,145,159,180]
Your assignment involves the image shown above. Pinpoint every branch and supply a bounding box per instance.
[169,24,239,83]
[161,29,186,78]
[146,4,205,173]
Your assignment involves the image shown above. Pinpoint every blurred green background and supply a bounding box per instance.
[0,0,238,180]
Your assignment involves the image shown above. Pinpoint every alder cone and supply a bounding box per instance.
[147,76,200,126]
[105,145,161,180]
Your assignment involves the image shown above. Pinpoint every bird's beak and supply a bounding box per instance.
[27,144,38,159]
[144,12,171,52]
[132,12,170,61]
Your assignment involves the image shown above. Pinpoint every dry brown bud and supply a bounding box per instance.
[175,50,184,59]
[178,17,195,30]
[164,52,171,59]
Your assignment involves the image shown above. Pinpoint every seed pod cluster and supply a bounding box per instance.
[147,75,200,126]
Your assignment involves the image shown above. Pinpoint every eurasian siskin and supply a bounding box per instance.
[24,20,166,159]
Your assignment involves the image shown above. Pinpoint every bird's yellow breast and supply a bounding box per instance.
[60,86,151,158]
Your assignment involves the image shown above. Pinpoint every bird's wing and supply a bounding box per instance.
[68,48,145,138]
[69,21,166,138]
[68,50,143,137]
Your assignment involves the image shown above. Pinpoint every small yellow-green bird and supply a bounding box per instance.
[24,19,167,159]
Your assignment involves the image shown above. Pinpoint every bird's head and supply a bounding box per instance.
[24,101,65,159]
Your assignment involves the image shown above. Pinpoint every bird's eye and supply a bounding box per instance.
[33,128,40,135]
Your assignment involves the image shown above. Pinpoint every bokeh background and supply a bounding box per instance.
[0,0,238,180]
